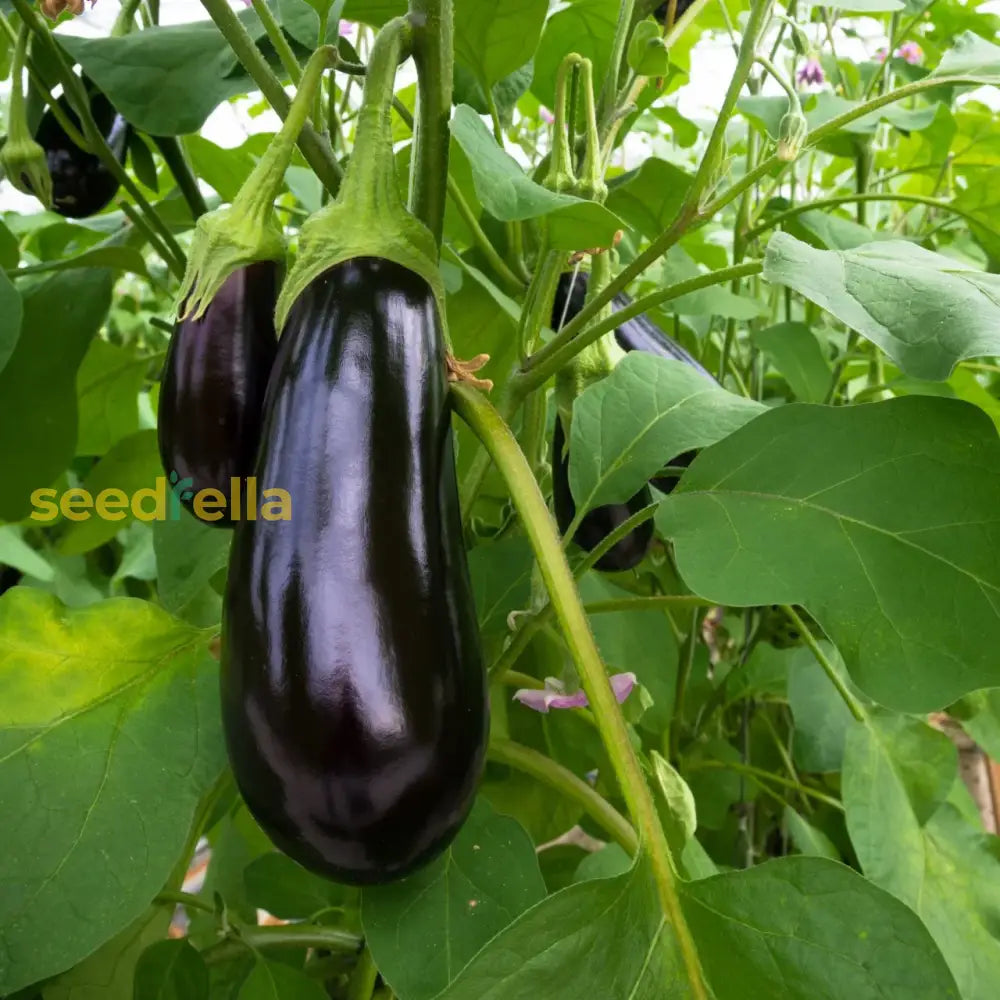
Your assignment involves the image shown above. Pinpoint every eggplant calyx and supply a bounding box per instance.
[1,132,53,208]
[275,18,445,335]
[446,353,493,391]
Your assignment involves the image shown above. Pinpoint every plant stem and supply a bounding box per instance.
[346,947,379,1000]
[689,759,845,812]
[446,175,524,293]
[250,0,302,83]
[152,137,209,219]
[199,0,342,191]
[155,889,215,914]
[120,201,186,274]
[202,925,363,965]
[670,610,700,762]
[597,0,637,132]
[452,383,710,1000]
[408,0,453,246]
[489,738,637,853]
[521,261,763,390]
[781,606,867,723]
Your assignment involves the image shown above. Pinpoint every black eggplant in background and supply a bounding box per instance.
[158,261,279,526]
[653,0,697,24]
[222,257,488,885]
[35,82,130,218]
[553,416,654,572]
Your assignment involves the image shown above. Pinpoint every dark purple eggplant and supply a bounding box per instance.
[553,417,654,572]
[651,449,698,495]
[654,0,697,24]
[158,261,279,526]
[35,81,130,219]
[221,257,488,885]
[0,566,22,595]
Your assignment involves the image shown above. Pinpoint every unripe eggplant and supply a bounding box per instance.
[221,257,488,885]
[158,261,279,526]
[553,417,654,572]
[35,82,130,218]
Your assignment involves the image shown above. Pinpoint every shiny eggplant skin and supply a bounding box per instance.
[158,261,279,526]
[553,417,654,572]
[221,257,488,885]
[35,83,130,218]
[651,449,697,495]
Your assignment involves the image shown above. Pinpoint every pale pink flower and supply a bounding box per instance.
[797,58,824,86]
[896,42,923,65]
[513,673,637,713]
[540,106,555,124]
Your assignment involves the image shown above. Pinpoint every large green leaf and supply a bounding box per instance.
[0,590,226,994]
[58,10,268,136]
[450,105,624,251]
[363,799,546,1000]
[243,852,350,921]
[764,233,1000,380]
[0,269,112,522]
[153,509,231,622]
[751,322,832,403]
[75,339,148,457]
[605,158,693,241]
[0,268,22,376]
[131,938,209,1000]
[237,959,327,1000]
[454,0,548,88]
[931,30,1000,81]
[435,854,959,998]
[843,716,1000,999]
[570,353,765,512]
[656,396,1000,711]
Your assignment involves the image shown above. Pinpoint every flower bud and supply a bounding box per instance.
[777,110,808,162]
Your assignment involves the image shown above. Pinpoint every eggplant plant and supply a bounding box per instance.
[1,1,1000,999]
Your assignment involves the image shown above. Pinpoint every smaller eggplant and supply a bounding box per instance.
[35,81,130,218]
[654,0,697,24]
[158,261,279,527]
[552,417,654,572]
[651,449,698,495]
[0,565,22,595]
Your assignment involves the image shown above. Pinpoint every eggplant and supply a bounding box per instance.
[221,257,488,885]
[553,417,654,572]
[158,261,279,526]
[0,566,22,595]
[35,81,130,218]
[651,449,697,495]
[654,0,697,24]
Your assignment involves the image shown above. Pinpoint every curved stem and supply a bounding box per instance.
[250,0,302,84]
[199,0,342,192]
[152,137,209,219]
[446,175,524,293]
[408,0,452,246]
[522,260,763,391]
[489,738,637,854]
[119,200,184,273]
[781,606,867,723]
[743,191,992,243]
[688,759,845,811]
[202,924,363,965]
[155,889,215,914]
[452,383,710,1000]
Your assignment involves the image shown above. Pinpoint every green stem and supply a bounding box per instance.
[452,383,710,1000]
[597,0,637,132]
[408,0,453,246]
[346,947,379,1000]
[202,925,363,965]
[781,606,867,723]
[251,0,302,83]
[112,0,144,36]
[489,738,637,853]
[446,175,524,293]
[743,191,994,243]
[152,137,209,219]
[120,200,185,274]
[7,21,28,132]
[546,54,583,191]
[670,610,700,762]
[522,261,763,390]
[753,54,801,113]
[199,0,342,191]
[155,889,215,914]
[689,759,845,811]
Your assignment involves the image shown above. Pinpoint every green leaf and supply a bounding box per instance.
[0,267,23,376]
[153,509,231,621]
[651,751,697,855]
[751,322,831,403]
[931,30,1000,81]
[11,246,149,278]
[0,268,112,522]
[0,526,55,583]
[764,233,1000,380]
[627,19,671,77]
[58,11,269,136]
[362,799,546,1000]
[843,716,999,999]
[570,352,765,512]
[468,536,534,640]
[132,939,209,1000]
[454,0,548,88]
[782,806,840,859]
[41,907,171,1000]
[682,856,960,999]
[787,643,860,772]
[790,210,878,251]
[657,396,1000,711]
[243,853,349,921]
[75,339,148,457]
[949,688,1000,760]
[450,105,624,251]
[821,0,903,9]
[0,589,226,995]
[237,959,327,1000]
[605,158,692,241]
[342,0,404,23]
[278,0,343,47]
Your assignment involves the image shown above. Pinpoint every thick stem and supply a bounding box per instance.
[112,0,144,36]
[489,738,637,852]
[408,0,452,246]
[199,0,342,191]
[250,0,302,83]
[452,383,710,1000]
[597,0,637,130]
[202,925,363,965]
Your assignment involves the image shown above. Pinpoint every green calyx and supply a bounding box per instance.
[544,53,583,195]
[777,109,808,162]
[176,45,336,321]
[574,59,607,203]
[275,17,444,335]
[1,23,52,209]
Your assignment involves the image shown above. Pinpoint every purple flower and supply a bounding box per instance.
[513,673,637,714]
[896,42,923,65]
[539,106,555,124]
[797,58,824,86]
[875,47,888,63]
[339,21,356,37]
